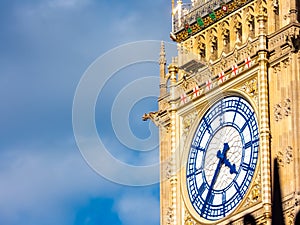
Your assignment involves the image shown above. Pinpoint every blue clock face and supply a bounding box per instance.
[186,96,259,221]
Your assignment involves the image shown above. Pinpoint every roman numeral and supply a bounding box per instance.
[191,144,205,152]
[207,193,214,204]
[244,141,252,149]
[198,183,206,196]
[187,167,203,178]
[241,162,254,171]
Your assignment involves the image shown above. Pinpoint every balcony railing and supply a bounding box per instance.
[172,0,232,33]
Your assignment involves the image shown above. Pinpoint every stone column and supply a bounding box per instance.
[257,10,272,225]
[168,63,178,225]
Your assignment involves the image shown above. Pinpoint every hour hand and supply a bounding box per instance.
[224,159,237,174]
[217,143,230,160]
[217,143,237,174]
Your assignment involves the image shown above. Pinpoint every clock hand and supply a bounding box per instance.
[218,143,238,174]
[224,158,237,174]
[217,143,238,174]
[201,143,229,216]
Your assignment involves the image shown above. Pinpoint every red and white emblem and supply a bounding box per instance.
[193,85,200,98]
[232,64,239,76]
[222,5,228,12]
[206,79,213,90]
[218,71,225,83]
[245,57,252,69]
[181,93,188,104]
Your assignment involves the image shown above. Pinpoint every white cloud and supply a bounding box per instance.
[0,143,121,225]
[0,136,160,224]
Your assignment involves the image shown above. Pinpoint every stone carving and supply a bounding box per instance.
[164,159,172,180]
[285,146,293,164]
[282,57,291,68]
[240,78,258,104]
[220,58,228,71]
[181,75,198,92]
[234,48,241,63]
[283,98,291,116]
[277,146,293,167]
[274,103,282,122]
[166,207,175,225]
[285,30,300,52]
[241,78,257,95]
[272,0,279,13]
[143,110,171,132]
[256,0,267,17]
[244,172,261,208]
[274,98,291,122]
[269,26,300,54]
[142,111,161,125]
[277,150,284,167]
[286,210,295,225]
[182,111,198,140]
[184,211,197,225]
[194,67,213,85]
[246,43,254,55]
[159,99,171,112]
[272,63,281,74]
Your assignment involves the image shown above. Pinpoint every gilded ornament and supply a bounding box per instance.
[240,78,258,105]
[184,211,196,225]
[244,172,261,208]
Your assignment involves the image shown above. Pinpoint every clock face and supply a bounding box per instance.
[186,96,259,221]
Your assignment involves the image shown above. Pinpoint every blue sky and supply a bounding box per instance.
[0,1,176,224]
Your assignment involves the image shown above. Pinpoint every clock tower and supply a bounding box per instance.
[145,0,300,224]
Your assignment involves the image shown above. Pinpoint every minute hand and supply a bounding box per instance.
[201,143,230,215]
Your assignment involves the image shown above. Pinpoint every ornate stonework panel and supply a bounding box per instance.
[182,111,199,141]
[286,210,295,225]
[184,210,197,225]
[243,171,262,208]
[283,98,291,116]
[239,77,258,105]
[272,62,281,74]
[175,56,258,108]
[274,103,283,122]
[159,98,171,112]
[269,26,300,62]
[273,98,291,122]
[166,207,175,225]
[162,158,173,180]
[277,146,293,167]
[181,75,198,92]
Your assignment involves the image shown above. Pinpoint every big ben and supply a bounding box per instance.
[144,0,300,224]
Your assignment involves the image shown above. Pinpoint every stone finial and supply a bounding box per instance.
[159,41,166,65]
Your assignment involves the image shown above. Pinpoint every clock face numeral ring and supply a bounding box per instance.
[186,96,259,221]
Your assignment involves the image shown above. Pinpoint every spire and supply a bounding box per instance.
[159,41,167,97]
[172,0,175,14]
[159,41,166,65]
